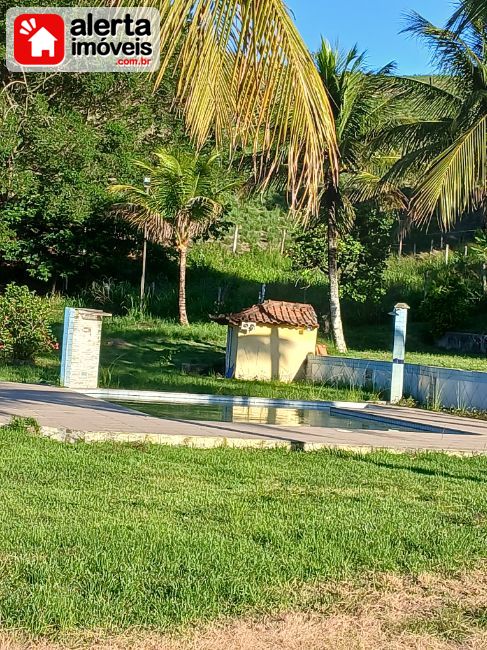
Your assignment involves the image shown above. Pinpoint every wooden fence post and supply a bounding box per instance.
[280,229,287,255]
[232,225,239,254]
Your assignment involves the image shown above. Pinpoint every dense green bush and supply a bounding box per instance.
[0,284,57,362]
[383,254,441,312]
[419,262,483,338]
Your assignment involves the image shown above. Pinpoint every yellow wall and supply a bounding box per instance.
[231,405,303,425]
[234,324,317,383]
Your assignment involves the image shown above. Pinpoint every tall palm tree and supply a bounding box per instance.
[144,0,338,217]
[110,149,225,325]
[315,40,395,352]
[381,8,487,229]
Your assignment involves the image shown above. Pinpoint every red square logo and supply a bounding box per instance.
[13,13,65,66]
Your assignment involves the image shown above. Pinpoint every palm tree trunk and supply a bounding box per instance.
[328,220,347,353]
[178,246,189,326]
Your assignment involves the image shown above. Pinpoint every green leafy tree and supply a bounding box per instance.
[420,262,483,338]
[471,230,487,260]
[0,97,137,285]
[292,205,396,306]
[1,8,185,288]
[110,149,227,325]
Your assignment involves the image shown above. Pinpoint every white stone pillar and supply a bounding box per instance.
[60,308,111,389]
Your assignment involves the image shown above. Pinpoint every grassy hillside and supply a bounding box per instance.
[82,242,328,323]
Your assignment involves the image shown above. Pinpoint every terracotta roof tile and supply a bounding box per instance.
[213,300,319,329]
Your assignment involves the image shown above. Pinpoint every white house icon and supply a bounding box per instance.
[28,26,57,57]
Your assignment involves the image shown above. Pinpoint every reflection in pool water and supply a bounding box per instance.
[115,401,409,432]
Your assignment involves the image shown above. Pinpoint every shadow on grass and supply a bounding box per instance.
[101,336,225,377]
[352,453,487,485]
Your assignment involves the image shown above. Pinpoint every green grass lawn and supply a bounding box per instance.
[97,318,382,402]
[1,419,487,637]
[329,321,487,372]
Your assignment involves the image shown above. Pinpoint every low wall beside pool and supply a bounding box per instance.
[306,355,487,411]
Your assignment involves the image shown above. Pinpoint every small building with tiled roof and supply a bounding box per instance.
[213,300,320,383]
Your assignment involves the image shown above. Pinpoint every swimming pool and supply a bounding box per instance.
[115,400,413,432]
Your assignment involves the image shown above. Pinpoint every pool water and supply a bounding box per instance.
[116,401,410,432]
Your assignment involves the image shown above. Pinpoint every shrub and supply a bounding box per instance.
[420,263,483,338]
[0,284,57,362]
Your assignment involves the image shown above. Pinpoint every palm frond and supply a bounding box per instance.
[385,75,462,121]
[375,119,453,152]
[347,171,408,210]
[143,0,337,215]
[403,12,482,87]
[411,114,487,228]
[381,147,437,187]
[315,38,394,169]
[448,0,487,32]
[109,148,226,246]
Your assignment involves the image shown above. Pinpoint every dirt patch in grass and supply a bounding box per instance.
[2,568,487,650]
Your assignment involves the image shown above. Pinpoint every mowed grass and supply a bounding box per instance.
[0,316,380,402]
[329,321,487,372]
[1,420,487,637]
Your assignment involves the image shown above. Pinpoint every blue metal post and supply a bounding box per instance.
[390,303,410,404]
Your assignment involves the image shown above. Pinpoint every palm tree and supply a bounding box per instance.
[315,40,396,352]
[381,8,487,229]
[110,149,225,326]
[144,0,338,217]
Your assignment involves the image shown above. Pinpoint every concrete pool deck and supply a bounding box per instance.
[0,381,487,454]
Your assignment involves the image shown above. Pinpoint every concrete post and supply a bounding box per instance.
[60,308,111,389]
[389,303,410,404]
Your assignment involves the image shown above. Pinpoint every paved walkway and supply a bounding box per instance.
[1,381,487,454]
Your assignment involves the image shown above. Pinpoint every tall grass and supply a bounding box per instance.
[75,245,486,329]
[79,243,327,321]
